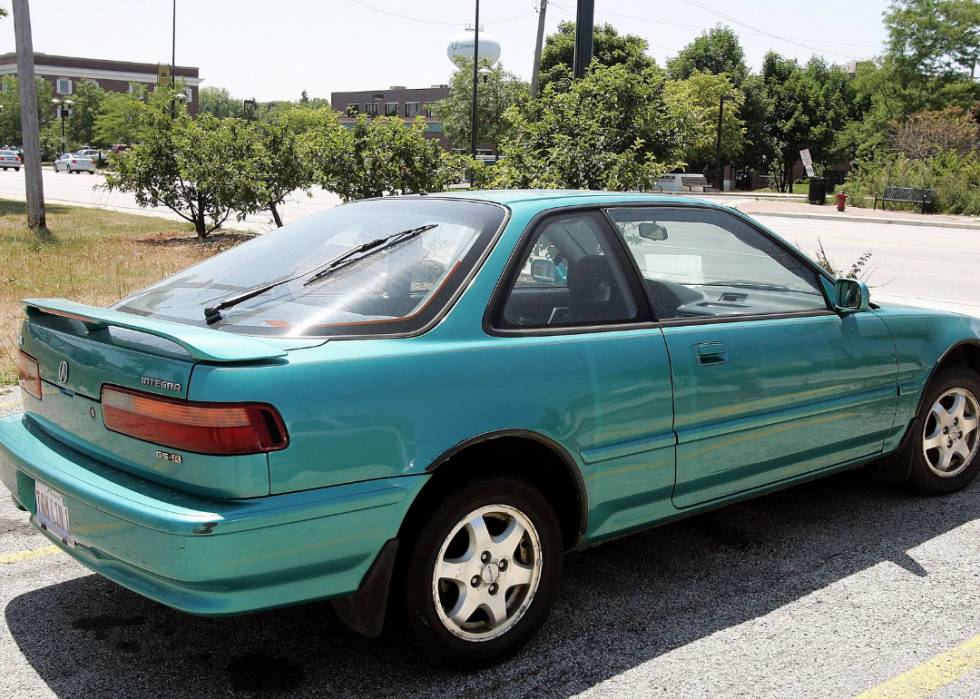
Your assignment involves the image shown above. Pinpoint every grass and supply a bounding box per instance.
[0,200,251,385]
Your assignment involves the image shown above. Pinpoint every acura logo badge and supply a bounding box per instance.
[58,360,69,384]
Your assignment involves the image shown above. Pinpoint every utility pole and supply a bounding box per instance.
[572,0,594,80]
[12,0,45,229]
[715,95,735,192]
[530,0,548,98]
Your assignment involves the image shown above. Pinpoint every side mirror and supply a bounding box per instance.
[639,223,668,241]
[834,278,870,313]
[530,258,556,284]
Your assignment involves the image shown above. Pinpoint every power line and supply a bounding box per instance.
[344,0,533,27]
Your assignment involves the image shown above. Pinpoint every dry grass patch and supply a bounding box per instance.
[0,200,253,384]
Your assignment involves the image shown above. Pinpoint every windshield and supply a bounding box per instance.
[115,198,507,338]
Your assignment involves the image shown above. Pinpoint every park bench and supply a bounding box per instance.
[874,186,937,213]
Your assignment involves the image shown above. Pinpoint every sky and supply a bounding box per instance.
[0,0,892,101]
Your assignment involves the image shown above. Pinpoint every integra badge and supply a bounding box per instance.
[141,377,181,392]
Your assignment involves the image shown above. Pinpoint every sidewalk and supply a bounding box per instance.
[699,195,980,231]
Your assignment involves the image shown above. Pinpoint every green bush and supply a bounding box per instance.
[841,150,980,216]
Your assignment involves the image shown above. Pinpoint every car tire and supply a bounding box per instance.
[908,367,980,495]
[66,165,72,173]
[389,473,563,669]
[14,167,19,172]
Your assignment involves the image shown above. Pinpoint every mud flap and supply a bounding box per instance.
[331,538,399,637]
[867,423,915,484]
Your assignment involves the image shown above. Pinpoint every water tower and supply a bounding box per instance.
[447,27,501,67]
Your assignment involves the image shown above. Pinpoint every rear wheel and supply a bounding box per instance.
[908,367,980,495]
[389,473,563,669]
[66,165,72,173]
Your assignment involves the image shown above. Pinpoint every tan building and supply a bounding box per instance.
[0,53,203,117]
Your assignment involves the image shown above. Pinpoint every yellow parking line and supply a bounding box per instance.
[855,633,980,698]
[0,545,62,565]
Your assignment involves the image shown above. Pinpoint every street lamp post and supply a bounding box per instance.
[52,96,73,155]
[242,98,256,119]
[470,0,480,160]
[715,95,735,192]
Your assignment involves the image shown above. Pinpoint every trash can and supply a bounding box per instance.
[807,177,827,205]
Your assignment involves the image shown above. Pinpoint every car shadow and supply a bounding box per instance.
[6,469,980,698]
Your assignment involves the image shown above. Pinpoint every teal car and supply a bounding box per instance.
[3,191,980,669]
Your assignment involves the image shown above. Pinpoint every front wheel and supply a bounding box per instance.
[66,165,72,173]
[908,367,980,495]
[389,474,563,669]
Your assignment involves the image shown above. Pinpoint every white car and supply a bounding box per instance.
[76,148,106,164]
[53,153,96,174]
[0,150,21,171]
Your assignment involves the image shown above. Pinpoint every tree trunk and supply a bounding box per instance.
[269,202,283,228]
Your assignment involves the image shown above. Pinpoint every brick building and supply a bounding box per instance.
[331,85,453,150]
[0,53,203,117]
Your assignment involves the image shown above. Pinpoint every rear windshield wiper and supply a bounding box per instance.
[204,224,436,324]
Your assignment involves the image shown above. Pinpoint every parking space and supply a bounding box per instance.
[3,437,980,697]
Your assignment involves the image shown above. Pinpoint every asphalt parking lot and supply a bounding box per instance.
[3,379,980,698]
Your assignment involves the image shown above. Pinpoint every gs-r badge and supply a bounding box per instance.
[156,451,183,464]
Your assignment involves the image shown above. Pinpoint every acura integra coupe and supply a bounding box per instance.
[3,191,979,668]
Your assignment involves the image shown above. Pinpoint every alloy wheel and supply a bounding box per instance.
[922,387,980,477]
[432,504,543,641]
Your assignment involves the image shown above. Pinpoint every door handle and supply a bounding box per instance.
[694,342,728,366]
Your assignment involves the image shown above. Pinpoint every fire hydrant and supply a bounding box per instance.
[836,192,848,211]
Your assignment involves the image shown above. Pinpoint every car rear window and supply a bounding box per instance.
[115,198,507,338]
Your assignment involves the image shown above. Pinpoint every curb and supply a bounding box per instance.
[730,204,980,231]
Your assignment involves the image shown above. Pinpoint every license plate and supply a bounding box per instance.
[35,481,74,547]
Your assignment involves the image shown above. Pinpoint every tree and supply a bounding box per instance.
[93,85,146,147]
[432,57,527,155]
[664,70,745,170]
[66,80,107,146]
[667,25,749,87]
[308,114,464,202]
[538,21,655,93]
[490,63,682,190]
[199,86,240,119]
[223,110,320,227]
[758,53,856,191]
[103,90,243,239]
[888,106,979,159]
[885,0,980,80]
[0,76,52,147]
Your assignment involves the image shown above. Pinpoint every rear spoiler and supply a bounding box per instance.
[22,298,287,363]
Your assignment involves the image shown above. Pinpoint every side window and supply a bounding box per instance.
[495,212,641,329]
[607,207,827,320]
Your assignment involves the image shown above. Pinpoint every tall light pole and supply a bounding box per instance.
[572,0,594,80]
[52,96,73,155]
[171,0,177,117]
[470,0,480,159]
[715,95,735,192]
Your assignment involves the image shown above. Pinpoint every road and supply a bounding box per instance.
[3,190,980,697]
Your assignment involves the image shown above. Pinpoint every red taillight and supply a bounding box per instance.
[71,160,77,163]
[16,157,21,162]
[101,385,288,455]
[16,351,42,401]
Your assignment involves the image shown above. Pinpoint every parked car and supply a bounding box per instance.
[53,153,96,174]
[0,149,22,171]
[3,191,980,669]
[76,148,106,165]
[110,143,130,154]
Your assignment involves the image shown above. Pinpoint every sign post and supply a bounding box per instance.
[158,64,172,86]
[800,149,816,178]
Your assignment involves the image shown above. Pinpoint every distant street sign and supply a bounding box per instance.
[158,64,171,86]
[800,149,816,178]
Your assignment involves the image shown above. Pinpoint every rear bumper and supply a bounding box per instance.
[0,413,426,616]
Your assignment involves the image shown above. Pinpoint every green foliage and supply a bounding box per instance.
[66,80,107,146]
[885,0,980,79]
[758,54,857,191]
[813,239,873,280]
[664,70,745,168]
[102,91,238,239]
[199,86,240,119]
[538,21,655,93]
[308,115,466,202]
[432,57,527,154]
[93,85,146,147]
[842,149,980,215]
[489,63,681,191]
[0,76,53,147]
[667,25,749,87]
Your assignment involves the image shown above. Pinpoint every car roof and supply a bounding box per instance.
[414,189,714,207]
